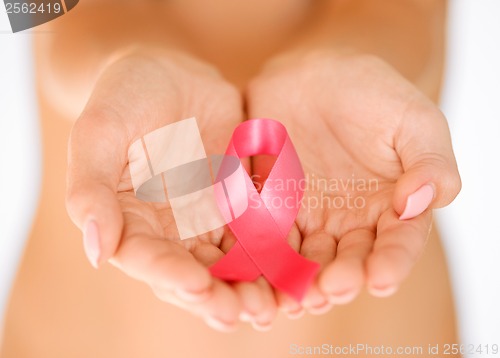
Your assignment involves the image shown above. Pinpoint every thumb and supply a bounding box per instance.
[393,103,462,220]
[66,110,128,268]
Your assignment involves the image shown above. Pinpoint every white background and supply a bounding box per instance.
[0,2,41,331]
[0,0,499,351]
[438,0,500,346]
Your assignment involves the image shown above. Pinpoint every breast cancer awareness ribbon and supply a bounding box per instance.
[210,118,320,301]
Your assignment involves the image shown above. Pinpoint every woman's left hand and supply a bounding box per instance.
[245,51,461,315]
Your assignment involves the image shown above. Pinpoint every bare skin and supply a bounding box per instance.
[1,1,460,357]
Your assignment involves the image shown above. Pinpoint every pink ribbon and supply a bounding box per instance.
[209,118,320,301]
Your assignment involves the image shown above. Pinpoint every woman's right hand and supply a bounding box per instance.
[65,49,277,331]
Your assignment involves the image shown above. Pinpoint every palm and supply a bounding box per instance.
[115,115,241,267]
[68,52,269,330]
[291,114,400,240]
[70,50,458,328]
[248,53,436,311]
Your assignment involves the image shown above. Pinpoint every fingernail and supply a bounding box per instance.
[239,311,253,322]
[205,316,236,332]
[308,301,333,315]
[83,220,101,269]
[369,285,398,297]
[251,320,273,332]
[327,289,358,305]
[399,184,434,220]
[175,287,211,303]
[303,296,329,315]
[283,307,305,320]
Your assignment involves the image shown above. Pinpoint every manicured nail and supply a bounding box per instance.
[369,285,398,297]
[308,301,333,315]
[399,184,434,220]
[251,320,273,332]
[239,311,253,322]
[283,307,305,320]
[83,220,101,268]
[205,316,236,332]
[327,289,358,305]
[175,287,211,303]
[303,295,329,315]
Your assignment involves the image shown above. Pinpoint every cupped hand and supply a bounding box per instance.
[65,49,277,331]
[246,51,461,314]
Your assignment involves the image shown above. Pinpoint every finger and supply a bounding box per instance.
[394,103,461,219]
[192,232,278,331]
[114,211,242,332]
[66,111,128,268]
[110,202,214,288]
[273,223,303,316]
[111,237,214,301]
[152,279,241,332]
[66,55,182,268]
[319,229,374,304]
[366,208,432,297]
[299,231,336,314]
[218,227,238,255]
[214,228,290,326]
[234,277,278,331]
[249,154,305,316]
[276,292,305,320]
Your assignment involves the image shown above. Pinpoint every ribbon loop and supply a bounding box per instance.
[210,118,320,301]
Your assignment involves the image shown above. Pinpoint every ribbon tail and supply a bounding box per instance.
[268,251,320,302]
[209,243,261,281]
